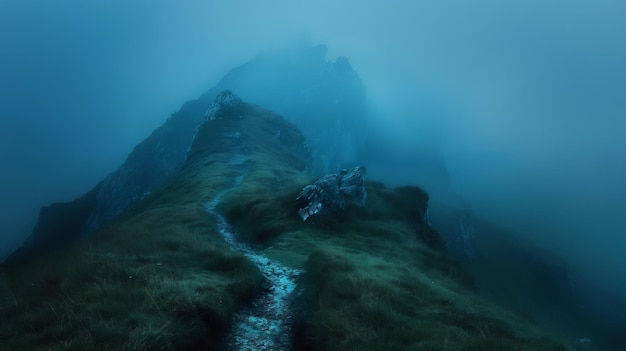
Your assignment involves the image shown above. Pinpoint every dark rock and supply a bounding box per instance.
[295,166,367,221]
[6,183,101,262]
[205,90,242,120]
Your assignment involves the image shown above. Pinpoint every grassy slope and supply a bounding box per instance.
[0,102,586,350]
[429,200,623,350]
[0,103,308,350]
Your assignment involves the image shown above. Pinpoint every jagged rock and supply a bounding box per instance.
[295,166,367,221]
[205,90,242,120]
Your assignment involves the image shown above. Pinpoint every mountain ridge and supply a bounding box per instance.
[0,94,583,350]
[8,45,367,262]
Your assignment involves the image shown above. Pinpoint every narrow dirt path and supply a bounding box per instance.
[204,158,302,351]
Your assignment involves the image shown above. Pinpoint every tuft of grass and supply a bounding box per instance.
[218,182,305,244]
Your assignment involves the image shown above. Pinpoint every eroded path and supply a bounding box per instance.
[205,166,302,351]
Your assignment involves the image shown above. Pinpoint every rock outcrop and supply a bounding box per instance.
[295,166,367,221]
[205,90,243,121]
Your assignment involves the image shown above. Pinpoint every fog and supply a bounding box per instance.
[1,0,625,295]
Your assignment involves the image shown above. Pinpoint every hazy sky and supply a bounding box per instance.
[1,0,625,293]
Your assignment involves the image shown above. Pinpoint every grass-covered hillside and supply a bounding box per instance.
[220,183,588,351]
[0,101,588,350]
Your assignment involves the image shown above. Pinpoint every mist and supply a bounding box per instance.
[1,0,625,298]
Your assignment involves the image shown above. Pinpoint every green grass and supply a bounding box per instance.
[0,206,263,350]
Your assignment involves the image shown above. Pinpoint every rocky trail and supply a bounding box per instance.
[204,157,302,351]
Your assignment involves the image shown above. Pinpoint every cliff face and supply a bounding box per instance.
[9,45,367,261]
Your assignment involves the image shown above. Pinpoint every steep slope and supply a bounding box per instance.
[0,95,584,350]
[8,44,369,262]
[8,99,207,262]
[431,202,626,351]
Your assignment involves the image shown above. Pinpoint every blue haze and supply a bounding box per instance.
[1,0,625,299]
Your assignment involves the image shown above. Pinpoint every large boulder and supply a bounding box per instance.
[295,166,367,221]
